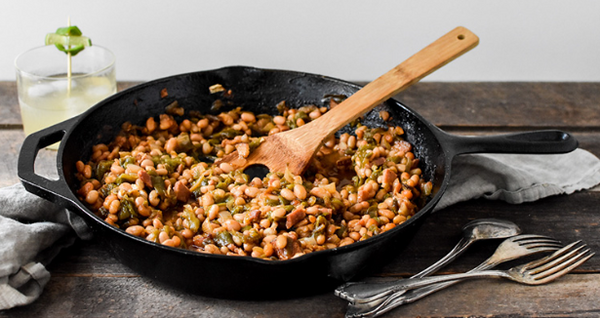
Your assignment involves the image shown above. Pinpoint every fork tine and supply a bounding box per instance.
[529,244,587,275]
[522,241,581,271]
[525,246,562,254]
[512,234,560,242]
[515,235,561,245]
[533,250,594,284]
[523,241,563,249]
[514,236,562,249]
[519,238,562,245]
[519,237,561,243]
[514,234,562,251]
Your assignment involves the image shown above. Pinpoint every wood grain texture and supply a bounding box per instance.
[3,274,597,318]
[1,81,599,318]
[0,82,20,126]
[396,82,600,129]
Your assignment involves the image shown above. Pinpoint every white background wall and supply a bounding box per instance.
[2,0,599,82]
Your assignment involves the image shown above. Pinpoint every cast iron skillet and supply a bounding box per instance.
[18,66,577,299]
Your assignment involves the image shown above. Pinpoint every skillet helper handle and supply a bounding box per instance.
[445,130,578,157]
[18,117,79,205]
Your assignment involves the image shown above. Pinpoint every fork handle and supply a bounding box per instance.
[346,261,499,317]
[347,269,509,305]
[336,236,474,302]
[381,259,498,307]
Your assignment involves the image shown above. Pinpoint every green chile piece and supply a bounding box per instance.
[94,160,113,180]
[118,198,137,221]
[214,231,234,247]
[182,206,200,233]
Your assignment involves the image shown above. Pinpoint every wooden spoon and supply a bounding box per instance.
[217,26,479,175]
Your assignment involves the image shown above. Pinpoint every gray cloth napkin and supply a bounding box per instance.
[2,148,600,310]
[434,148,600,211]
[0,184,90,310]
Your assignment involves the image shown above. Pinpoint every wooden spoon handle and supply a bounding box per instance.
[303,26,479,141]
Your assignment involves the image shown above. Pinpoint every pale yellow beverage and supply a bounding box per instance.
[19,75,116,136]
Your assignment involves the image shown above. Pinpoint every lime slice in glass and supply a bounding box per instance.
[45,33,92,55]
[45,33,92,47]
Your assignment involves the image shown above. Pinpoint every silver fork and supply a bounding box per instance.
[345,234,563,317]
[341,234,561,305]
[347,240,593,308]
[335,218,521,303]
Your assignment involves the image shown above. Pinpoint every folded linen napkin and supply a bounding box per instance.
[2,148,600,310]
[435,148,600,211]
[0,184,90,310]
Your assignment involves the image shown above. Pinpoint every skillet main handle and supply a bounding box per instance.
[444,130,578,157]
[18,117,79,207]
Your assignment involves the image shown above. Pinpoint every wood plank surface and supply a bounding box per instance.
[398,82,600,129]
[2,274,598,318]
[1,81,599,318]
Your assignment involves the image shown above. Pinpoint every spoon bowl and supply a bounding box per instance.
[463,218,523,241]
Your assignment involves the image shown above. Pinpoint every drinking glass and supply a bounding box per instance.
[15,45,116,149]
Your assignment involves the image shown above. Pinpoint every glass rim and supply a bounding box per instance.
[14,44,116,80]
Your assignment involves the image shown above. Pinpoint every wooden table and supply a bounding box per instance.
[1,81,599,317]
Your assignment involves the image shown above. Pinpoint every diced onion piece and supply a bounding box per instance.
[209,84,226,94]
